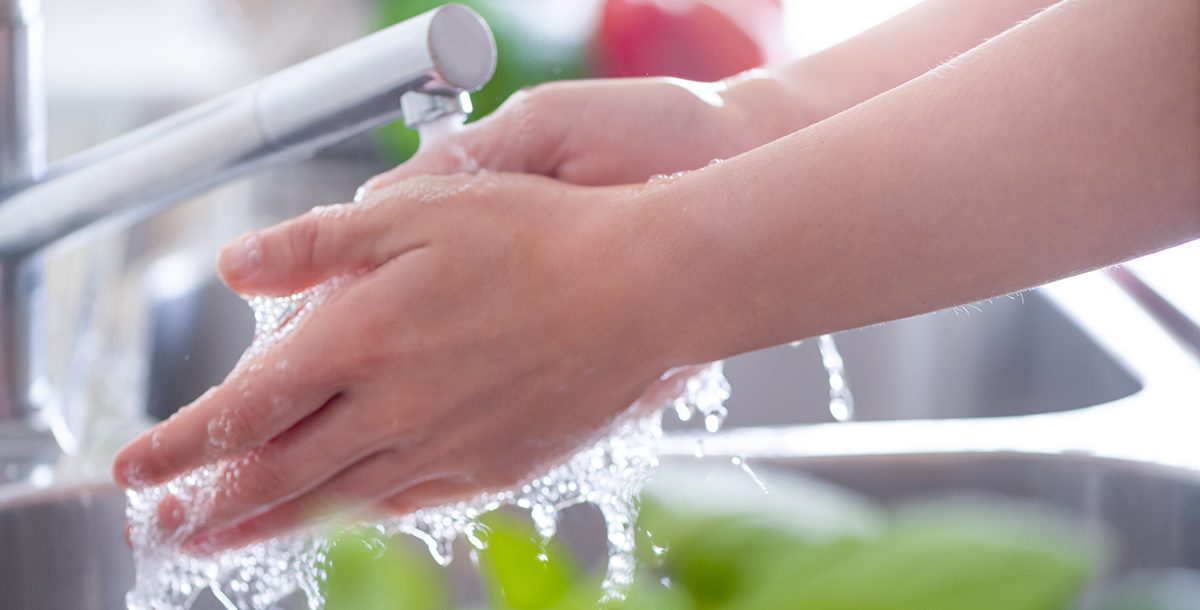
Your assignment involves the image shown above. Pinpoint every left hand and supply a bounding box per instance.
[112,172,678,553]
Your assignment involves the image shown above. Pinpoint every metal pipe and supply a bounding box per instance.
[0,4,496,423]
[0,3,495,257]
[0,0,45,191]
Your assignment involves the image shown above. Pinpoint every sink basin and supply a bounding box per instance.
[1,451,1196,609]
[717,292,1141,427]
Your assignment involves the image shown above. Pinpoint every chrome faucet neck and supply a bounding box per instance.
[0,0,45,192]
[0,0,41,21]
[0,3,495,430]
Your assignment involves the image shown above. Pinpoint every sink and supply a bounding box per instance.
[2,451,1197,609]
[716,292,1141,427]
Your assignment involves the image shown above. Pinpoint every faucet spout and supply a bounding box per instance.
[0,4,496,427]
[0,4,495,258]
[0,0,45,191]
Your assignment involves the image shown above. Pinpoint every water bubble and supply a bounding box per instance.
[703,410,726,434]
[647,170,689,185]
[530,503,558,542]
[207,410,238,451]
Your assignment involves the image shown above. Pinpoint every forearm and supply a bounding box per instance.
[719,0,1058,145]
[638,0,1200,363]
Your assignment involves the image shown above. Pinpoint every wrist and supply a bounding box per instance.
[607,173,747,369]
[717,65,830,145]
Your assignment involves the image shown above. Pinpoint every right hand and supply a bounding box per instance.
[359,76,789,193]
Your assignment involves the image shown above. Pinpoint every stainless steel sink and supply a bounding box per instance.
[3,451,1198,609]
[718,291,1141,427]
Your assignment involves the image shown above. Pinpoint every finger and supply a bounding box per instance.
[378,478,475,515]
[216,201,426,297]
[183,455,464,554]
[173,393,400,542]
[112,329,343,490]
[358,127,494,195]
[358,89,565,196]
[182,478,471,555]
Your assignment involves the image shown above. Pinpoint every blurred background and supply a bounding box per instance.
[44,0,925,162]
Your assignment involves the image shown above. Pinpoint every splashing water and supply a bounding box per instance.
[125,343,730,608]
[789,335,855,422]
[125,117,735,609]
[730,456,770,495]
[816,334,855,422]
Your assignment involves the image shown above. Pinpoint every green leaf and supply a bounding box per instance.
[724,504,1101,610]
[322,528,447,610]
[476,510,583,610]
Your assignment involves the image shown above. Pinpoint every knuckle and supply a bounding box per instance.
[236,461,288,502]
[206,403,257,455]
[285,215,325,270]
[516,83,559,115]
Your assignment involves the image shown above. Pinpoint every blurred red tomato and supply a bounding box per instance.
[595,0,786,81]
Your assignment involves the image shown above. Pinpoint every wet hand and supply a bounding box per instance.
[358,77,776,193]
[112,173,680,553]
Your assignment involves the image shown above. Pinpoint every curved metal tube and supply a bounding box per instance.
[0,3,496,424]
[0,0,45,191]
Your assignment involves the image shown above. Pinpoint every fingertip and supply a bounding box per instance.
[112,439,150,490]
[217,232,263,289]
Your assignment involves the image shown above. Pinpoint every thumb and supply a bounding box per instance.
[357,128,486,198]
[358,89,565,197]
[217,202,423,296]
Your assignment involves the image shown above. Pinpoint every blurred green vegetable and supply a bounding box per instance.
[475,511,582,610]
[322,526,447,610]
[322,462,1103,610]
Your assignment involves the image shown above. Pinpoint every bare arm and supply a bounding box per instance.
[724,0,1058,143]
[363,0,1061,191]
[642,0,1200,362]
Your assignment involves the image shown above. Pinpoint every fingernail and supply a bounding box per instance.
[353,184,369,202]
[218,233,262,280]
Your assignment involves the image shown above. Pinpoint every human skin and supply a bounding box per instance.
[112,0,1199,553]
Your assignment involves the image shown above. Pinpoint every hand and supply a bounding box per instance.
[359,75,802,193]
[112,173,677,552]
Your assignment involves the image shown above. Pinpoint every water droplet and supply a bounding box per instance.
[731,456,770,495]
[703,409,726,434]
[817,334,855,422]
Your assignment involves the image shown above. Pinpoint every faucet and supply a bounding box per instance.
[0,1,497,430]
